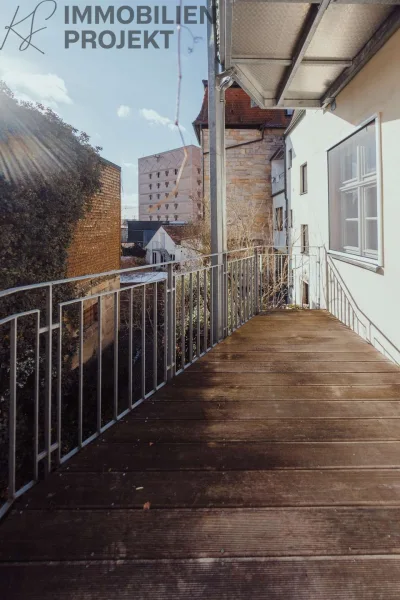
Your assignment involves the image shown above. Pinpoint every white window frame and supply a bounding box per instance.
[327,114,383,267]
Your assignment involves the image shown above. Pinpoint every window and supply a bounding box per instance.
[174,214,178,221]
[285,109,294,117]
[157,183,160,189]
[149,194,152,200]
[290,209,293,228]
[170,253,175,261]
[157,205,160,210]
[157,172,160,178]
[157,194,160,200]
[153,252,157,264]
[175,192,178,198]
[300,163,308,194]
[165,170,169,176]
[197,179,201,186]
[149,215,153,221]
[149,204,153,209]
[197,202,201,209]
[174,203,178,209]
[288,149,293,169]
[275,207,284,231]
[165,203,169,209]
[165,181,169,187]
[174,168,178,175]
[328,120,378,260]
[149,184,152,190]
[301,224,309,254]
[197,168,201,175]
[157,215,161,221]
[166,215,169,221]
[83,304,98,330]
[165,192,168,198]
[149,174,152,179]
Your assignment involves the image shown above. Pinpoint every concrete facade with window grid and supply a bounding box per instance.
[285,29,400,361]
[138,145,202,223]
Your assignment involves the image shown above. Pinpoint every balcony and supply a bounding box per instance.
[1,248,400,597]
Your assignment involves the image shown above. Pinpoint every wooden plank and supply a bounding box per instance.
[65,441,400,472]
[2,558,400,600]
[172,372,400,386]
[2,507,400,560]
[21,469,400,510]
[213,343,376,352]
[201,352,389,362]
[190,361,399,373]
[130,400,400,420]
[155,385,400,400]
[109,418,400,442]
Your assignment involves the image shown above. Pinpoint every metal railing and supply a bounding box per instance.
[0,246,319,518]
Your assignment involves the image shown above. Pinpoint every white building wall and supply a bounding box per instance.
[138,145,202,223]
[286,29,400,362]
[145,227,198,265]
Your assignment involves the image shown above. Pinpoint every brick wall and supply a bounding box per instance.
[67,159,121,277]
[202,128,285,244]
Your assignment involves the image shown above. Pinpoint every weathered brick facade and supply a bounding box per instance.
[194,83,291,245]
[201,128,286,244]
[67,159,121,277]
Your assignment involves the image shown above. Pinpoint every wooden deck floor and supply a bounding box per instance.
[2,310,400,598]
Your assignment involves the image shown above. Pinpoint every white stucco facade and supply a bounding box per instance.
[285,29,400,362]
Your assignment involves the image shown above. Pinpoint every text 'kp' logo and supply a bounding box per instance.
[0,1,57,54]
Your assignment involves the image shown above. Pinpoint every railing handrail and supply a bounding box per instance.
[0,245,323,300]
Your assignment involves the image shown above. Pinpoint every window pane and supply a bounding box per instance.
[364,185,377,218]
[344,220,359,249]
[342,190,358,219]
[365,219,378,252]
[361,122,376,176]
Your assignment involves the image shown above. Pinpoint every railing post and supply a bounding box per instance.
[222,253,228,338]
[254,248,259,315]
[166,262,175,380]
[44,284,52,476]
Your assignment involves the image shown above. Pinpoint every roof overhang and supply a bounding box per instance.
[218,0,400,109]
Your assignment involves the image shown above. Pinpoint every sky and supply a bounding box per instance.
[0,0,209,219]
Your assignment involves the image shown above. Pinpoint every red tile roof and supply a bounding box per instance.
[193,82,291,140]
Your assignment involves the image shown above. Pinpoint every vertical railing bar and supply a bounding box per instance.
[164,279,168,383]
[98,295,103,429]
[9,318,17,501]
[34,313,40,480]
[235,260,238,329]
[78,300,84,448]
[113,292,119,420]
[197,270,201,357]
[230,262,233,332]
[203,269,208,352]
[189,272,193,362]
[266,254,270,310]
[128,289,133,408]
[141,286,146,399]
[210,266,214,346]
[44,284,52,475]
[153,282,158,391]
[294,255,297,306]
[172,271,176,377]
[181,274,185,368]
[57,306,62,465]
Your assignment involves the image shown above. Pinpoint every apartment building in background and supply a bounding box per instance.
[193,82,291,244]
[138,146,202,223]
